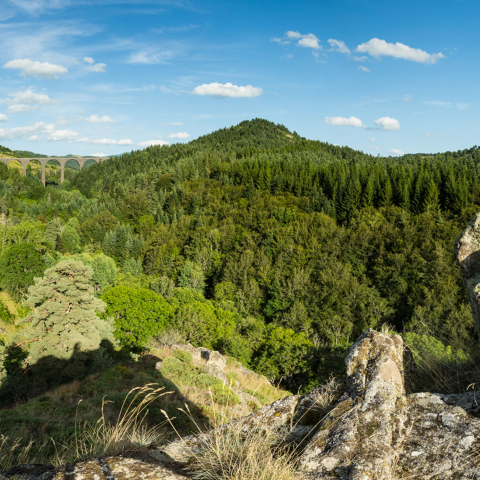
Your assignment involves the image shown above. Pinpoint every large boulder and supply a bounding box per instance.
[455,212,480,333]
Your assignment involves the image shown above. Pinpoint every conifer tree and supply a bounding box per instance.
[43,218,62,250]
[21,260,114,380]
[422,179,440,214]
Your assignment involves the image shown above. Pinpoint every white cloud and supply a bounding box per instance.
[87,63,106,73]
[457,103,470,110]
[423,133,438,137]
[76,137,89,143]
[7,104,39,113]
[83,57,95,64]
[0,114,8,122]
[48,129,79,141]
[0,121,54,139]
[90,138,118,145]
[390,148,405,155]
[170,122,184,125]
[192,82,263,98]
[356,38,445,64]
[3,58,68,79]
[84,114,114,124]
[374,117,401,131]
[138,139,169,147]
[118,139,134,145]
[403,94,412,102]
[367,137,376,142]
[91,153,107,157]
[325,116,367,128]
[28,135,38,141]
[358,66,370,72]
[328,39,350,54]
[286,31,321,50]
[353,56,368,62]
[168,132,190,139]
[2,89,55,105]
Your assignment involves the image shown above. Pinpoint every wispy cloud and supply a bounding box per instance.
[328,39,350,54]
[0,121,55,140]
[83,114,114,123]
[424,100,470,110]
[358,65,370,72]
[423,133,438,137]
[357,38,445,64]
[391,148,405,155]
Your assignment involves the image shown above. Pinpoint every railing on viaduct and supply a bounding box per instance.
[0,157,109,186]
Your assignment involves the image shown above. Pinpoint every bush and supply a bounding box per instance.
[172,349,193,364]
[102,286,172,348]
[0,299,14,325]
[244,389,269,405]
[211,384,239,406]
[160,357,222,390]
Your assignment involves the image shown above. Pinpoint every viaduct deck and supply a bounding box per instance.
[0,157,108,185]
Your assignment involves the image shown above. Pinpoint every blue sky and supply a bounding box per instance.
[0,0,478,157]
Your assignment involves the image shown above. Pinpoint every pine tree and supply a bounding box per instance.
[422,179,440,214]
[21,260,114,381]
[44,218,62,250]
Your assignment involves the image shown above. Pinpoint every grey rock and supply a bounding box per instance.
[52,456,187,479]
[170,344,202,362]
[198,348,227,370]
[203,363,228,383]
[455,212,480,334]
[151,394,301,464]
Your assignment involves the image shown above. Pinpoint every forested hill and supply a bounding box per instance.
[1,118,479,393]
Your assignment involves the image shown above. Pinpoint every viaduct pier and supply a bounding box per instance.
[0,157,108,185]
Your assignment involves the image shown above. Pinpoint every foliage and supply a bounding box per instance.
[0,118,479,391]
[252,325,314,384]
[102,285,172,348]
[0,243,45,300]
[0,299,14,325]
[17,260,114,381]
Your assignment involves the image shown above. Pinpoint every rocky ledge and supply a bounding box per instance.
[4,329,480,479]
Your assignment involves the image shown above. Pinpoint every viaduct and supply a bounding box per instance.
[0,157,109,186]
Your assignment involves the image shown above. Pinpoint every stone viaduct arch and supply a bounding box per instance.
[0,157,108,186]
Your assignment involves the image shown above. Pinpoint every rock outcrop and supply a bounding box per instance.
[152,329,480,479]
[4,329,480,479]
[455,213,480,334]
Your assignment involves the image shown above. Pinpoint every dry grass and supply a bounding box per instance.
[0,435,50,472]
[165,403,304,480]
[160,375,347,480]
[310,376,345,419]
[63,384,169,462]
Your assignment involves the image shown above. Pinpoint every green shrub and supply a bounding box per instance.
[0,299,14,325]
[244,389,269,405]
[225,372,238,384]
[172,349,193,364]
[160,357,221,390]
[195,373,222,388]
[211,384,239,406]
